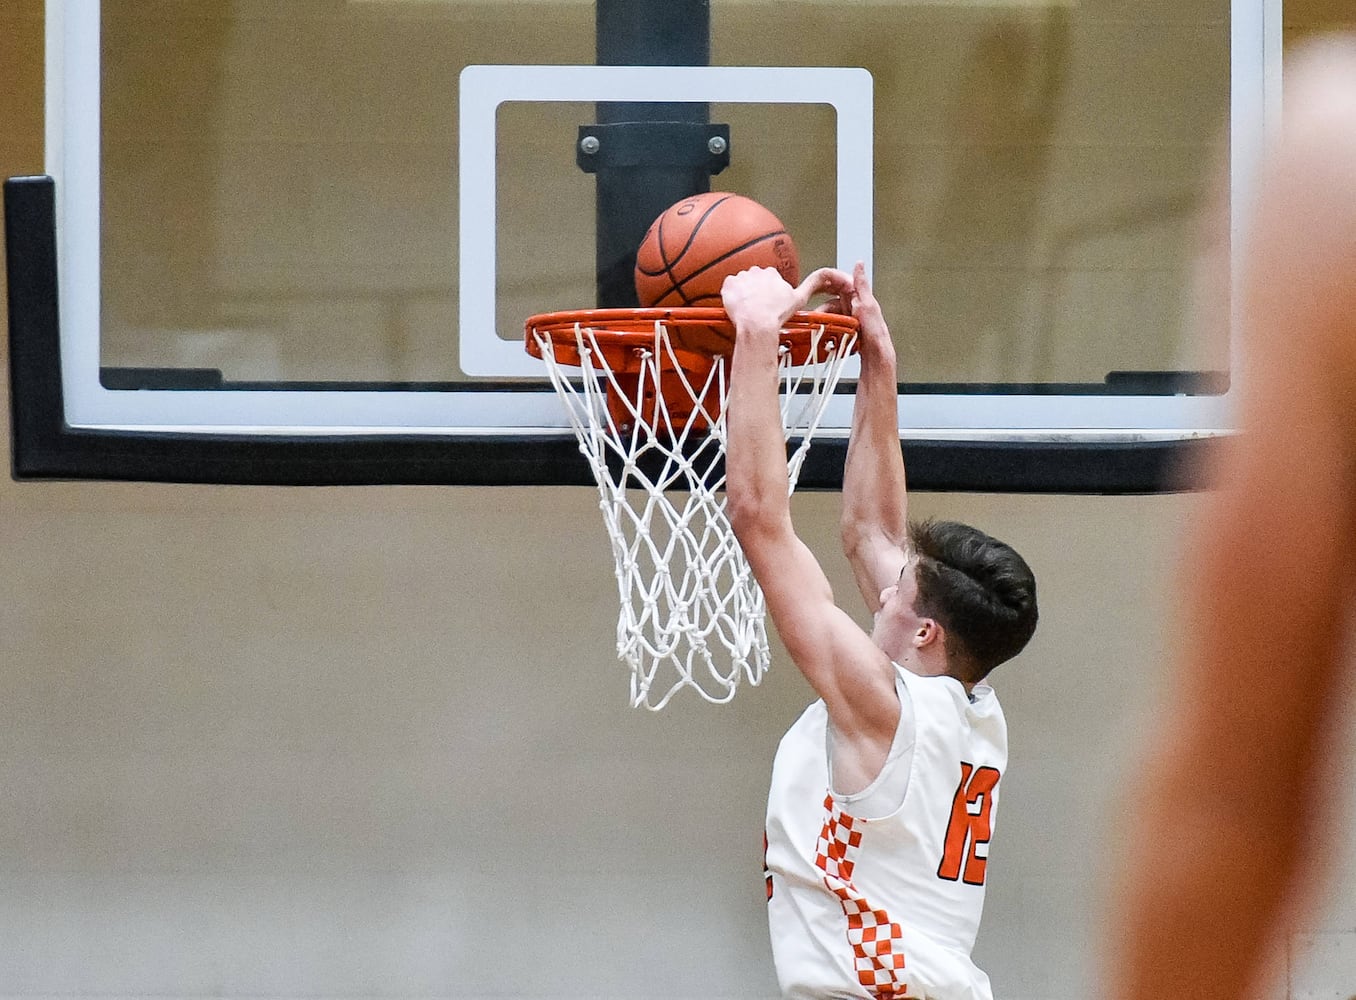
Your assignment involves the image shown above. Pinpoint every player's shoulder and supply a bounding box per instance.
[895,668,975,701]
[967,681,1005,721]
[899,671,1005,724]
[1278,38,1356,170]
[1286,37,1356,103]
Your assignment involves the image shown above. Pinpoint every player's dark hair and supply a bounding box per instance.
[908,518,1038,683]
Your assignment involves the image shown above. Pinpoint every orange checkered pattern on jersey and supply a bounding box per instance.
[815,793,909,999]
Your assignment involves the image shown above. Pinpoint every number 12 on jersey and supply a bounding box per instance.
[938,762,1000,886]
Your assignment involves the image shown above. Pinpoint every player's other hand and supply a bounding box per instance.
[722,265,864,335]
[791,265,888,345]
[845,261,890,347]
[795,267,856,315]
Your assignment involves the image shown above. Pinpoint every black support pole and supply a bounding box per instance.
[592,0,713,307]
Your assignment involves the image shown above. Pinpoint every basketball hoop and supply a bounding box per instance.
[525,306,859,710]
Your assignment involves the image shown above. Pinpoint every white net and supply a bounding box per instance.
[529,314,858,710]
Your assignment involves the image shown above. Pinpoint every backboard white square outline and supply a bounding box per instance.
[457,64,876,378]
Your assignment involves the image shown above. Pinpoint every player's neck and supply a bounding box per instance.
[891,646,956,686]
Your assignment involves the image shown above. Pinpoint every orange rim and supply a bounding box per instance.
[524,307,859,371]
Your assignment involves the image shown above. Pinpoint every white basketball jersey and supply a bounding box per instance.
[764,667,1007,1000]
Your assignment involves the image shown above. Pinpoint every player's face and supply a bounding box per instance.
[880,560,926,632]
[877,558,947,669]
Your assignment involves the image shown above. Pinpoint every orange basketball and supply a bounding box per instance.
[634,192,800,309]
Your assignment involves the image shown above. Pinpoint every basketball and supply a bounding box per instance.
[634,192,800,309]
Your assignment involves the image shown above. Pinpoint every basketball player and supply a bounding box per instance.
[721,262,1039,1000]
[1105,39,1356,1000]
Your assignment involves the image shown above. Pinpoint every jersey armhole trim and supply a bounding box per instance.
[828,668,916,819]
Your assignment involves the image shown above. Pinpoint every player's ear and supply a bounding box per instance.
[914,619,942,648]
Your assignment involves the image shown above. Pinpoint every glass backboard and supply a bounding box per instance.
[5,0,1277,490]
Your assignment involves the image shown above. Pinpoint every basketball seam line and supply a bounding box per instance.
[643,195,736,306]
[652,194,733,276]
[653,230,793,304]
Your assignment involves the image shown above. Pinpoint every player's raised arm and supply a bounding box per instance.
[722,266,900,786]
[1106,39,1356,1000]
[838,263,909,615]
